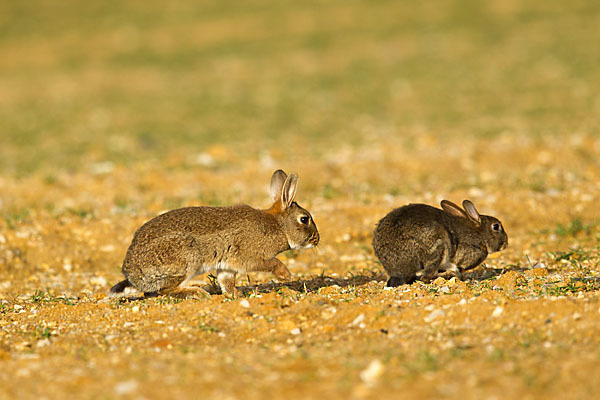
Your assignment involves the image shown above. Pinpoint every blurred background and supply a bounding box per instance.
[1,0,599,176]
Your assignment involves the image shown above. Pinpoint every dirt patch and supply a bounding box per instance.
[1,136,600,399]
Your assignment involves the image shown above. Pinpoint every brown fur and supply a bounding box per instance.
[110,170,319,298]
[372,199,508,287]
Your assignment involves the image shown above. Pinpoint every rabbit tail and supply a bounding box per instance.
[110,279,132,294]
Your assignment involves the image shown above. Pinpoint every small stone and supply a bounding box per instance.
[351,314,365,326]
[458,299,467,306]
[321,306,337,320]
[360,359,384,385]
[239,299,250,309]
[424,309,445,323]
[114,379,138,395]
[491,306,504,318]
[432,277,447,285]
[290,328,301,335]
[131,306,139,313]
[100,244,115,252]
[36,339,50,348]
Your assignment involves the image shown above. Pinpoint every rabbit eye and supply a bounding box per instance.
[299,216,310,225]
[492,223,501,231]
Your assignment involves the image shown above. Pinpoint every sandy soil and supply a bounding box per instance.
[1,135,600,399]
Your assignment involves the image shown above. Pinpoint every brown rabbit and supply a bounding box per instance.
[109,169,319,298]
[372,199,507,287]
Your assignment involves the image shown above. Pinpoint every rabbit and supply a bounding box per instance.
[372,199,507,287]
[109,169,319,298]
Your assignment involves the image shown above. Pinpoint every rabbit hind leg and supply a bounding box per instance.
[386,274,417,287]
[421,239,448,282]
[161,281,211,299]
[437,262,463,280]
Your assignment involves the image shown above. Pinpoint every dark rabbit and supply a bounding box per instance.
[372,199,507,287]
[110,169,319,298]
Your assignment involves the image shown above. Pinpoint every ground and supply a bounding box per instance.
[1,1,600,399]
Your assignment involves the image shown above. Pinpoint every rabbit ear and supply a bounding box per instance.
[281,172,299,209]
[462,200,481,225]
[270,170,288,202]
[441,200,468,218]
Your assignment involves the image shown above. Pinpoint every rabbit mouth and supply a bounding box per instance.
[288,232,319,250]
[306,233,320,248]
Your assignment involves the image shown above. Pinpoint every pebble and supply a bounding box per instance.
[491,306,504,318]
[424,309,445,323]
[239,299,250,309]
[351,314,365,326]
[360,359,384,385]
[321,306,337,320]
[432,277,447,285]
[290,328,301,335]
[114,379,138,396]
[100,244,115,252]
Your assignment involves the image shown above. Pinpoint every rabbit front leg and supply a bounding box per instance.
[245,258,291,280]
[264,258,292,280]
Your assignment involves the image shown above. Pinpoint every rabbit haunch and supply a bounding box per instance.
[372,199,508,287]
[109,169,319,298]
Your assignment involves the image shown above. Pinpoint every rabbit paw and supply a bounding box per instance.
[273,263,292,281]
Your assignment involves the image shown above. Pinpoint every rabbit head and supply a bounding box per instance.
[268,169,320,250]
[441,199,508,253]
